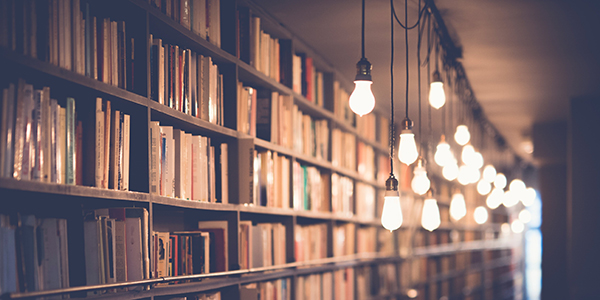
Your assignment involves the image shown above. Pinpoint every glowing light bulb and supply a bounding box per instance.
[398,129,418,165]
[411,159,430,195]
[450,192,467,221]
[421,197,441,231]
[501,222,511,235]
[511,219,525,233]
[519,209,532,224]
[349,81,375,116]
[502,190,519,207]
[467,165,481,183]
[454,125,470,146]
[428,71,445,109]
[474,206,488,224]
[434,136,452,167]
[477,179,492,195]
[461,144,475,165]
[458,165,471,185]
[494,173,507,189]
[522,187,536,207]
[381,191,403,231]
[486,188,504,209]
[509,179,526,193]
[442,161,459,181]
[471,152,484,169]
[482,165,497,182]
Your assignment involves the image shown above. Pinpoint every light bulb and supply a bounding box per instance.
[458,165,471,185]
[467,165,481,183]
[349,81,375,116]
[450,192,467,221]
[461,144,475,165]
[503,190,519,207]
[511,219,525,233]
[477,179,492,195]
[482,165,497,182]
[522,187,536,207]
[474,206,488,224]
[519,209,532,224]
[428,71,445,109]
[422,197,441,231]
[454,125,470,146]
[501,222,511,235]
[411,159,430,195]
[398,126,418,165]
[509,179,526,193]
[494,173,507,189]
[434,136,452,167]
[381,176,402,231]
[486,188,504,209]
[472,152,484,169]
[442,159,459,181]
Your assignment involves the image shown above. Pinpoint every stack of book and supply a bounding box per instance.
[292,161,330,212]
[331,173,354,216]
[1,80,131,190]
[240,278,291,300]
[295,272,333,300]
[355,183,375,220]
[150,0,221,48]
[0,214,69,294]
[294,223,327,263]
[333,223,355,258]
[239,221,286,269]
[149,121,228,203]
[253,150,290,208]
[331,128,356,171]
[236,84,256,136]
[150,35,224,125]
[292,108,329,159]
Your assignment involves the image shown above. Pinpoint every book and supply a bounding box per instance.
[65,97,75,185]
[197,221,228,272]
[1,84,15,178]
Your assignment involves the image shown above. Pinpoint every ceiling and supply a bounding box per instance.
[253,0,600,164]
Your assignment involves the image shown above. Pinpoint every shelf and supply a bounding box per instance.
[410,238,519,257]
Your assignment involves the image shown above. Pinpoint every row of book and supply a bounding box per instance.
[0,0,135,90]
[331,128,356,171]
[331,173,354,216]
[253,150,290,209]
[240,278,291,300]
[355,183,376,220]
[1,80,131,190]
[149,121,228,202]
[292,53,325,106]
[355,264,398,300]
[332,223,355,258]
[238,221,286,270]
[295,272,333,300]
[256,91,294,149]
[293,107,329,160]
[250,16,280,82]
[357,142,375,181]
[332,81,353,125]
[150,0,221,48]
[0,214,69,294]
[150,35,224,125]
[294,223,327,263]
[167,292,221,300]
[356,226,377,255]
[292,161,329,212]
[83,208,150,289]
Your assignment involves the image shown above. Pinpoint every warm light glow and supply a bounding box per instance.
[450,192,467,221]
[472,152,484,169]
[434,139,452,167]
[511,219,525,233]
[442,158,459,181]
[458,165,471,185]
[477,179,492,195]
[349,80,375,116]
[381,191,403,231]
[482,165,497,182]
[454,125,470,146]
[486,188,504,209]
[522,187,536,207]
[461,144,475,165]
[502,190,519,207]
[519,209,532,224]
[411,165,430,195]
[509,179,526,193]
[467,165,481,183]
[429,81,446,109]
[398,130,418,165]
[407,289,418,299]
[422,198,441,231]
[494,173,507,189]
[501,222,511,235]
[474,206,488,224]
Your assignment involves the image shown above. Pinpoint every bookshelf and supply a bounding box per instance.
[0,0,521,299]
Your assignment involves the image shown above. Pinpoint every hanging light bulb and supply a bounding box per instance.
[474,206,488,224]
[477,179,492,195]
[398,118,418,165]
[421,191,441,231]
[502,190,519,207]
[434,135,452,167]
[486,188,504,209]
[411,157,430,195]
[454,125,470,146]
[494,173,507,189]
[468,165,481,183]
[458,165,471,185]
[522,187,536,207]
[450,192,467,221]
[472,152,484,169]
[519,209,532,224]
[428,71,445,109]
[442,157,459,181]
[509,178,526,200]
[349,0,375,117]
[482,165,497,182]
[461,144,475,165]
[381,175,403,231]
[511,219,525,233]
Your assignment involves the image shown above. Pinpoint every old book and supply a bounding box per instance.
[197,221,228,272]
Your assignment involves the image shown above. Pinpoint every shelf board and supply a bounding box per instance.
[252,138,297,158]
[0,48,149,108]
[151,195,239,212]
[411,238,519,257]
[0,178,149,203]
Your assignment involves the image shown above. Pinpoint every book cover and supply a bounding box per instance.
[197,221,228,272]
[122,114,130,191]
[1,84,15,178]
[150,121,160,194]
[65,97,75,185]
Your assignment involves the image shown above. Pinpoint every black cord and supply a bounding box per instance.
[417,0,422,155]
[405,0,409,119]
[390,0,395,175]
[391,0,428,30]
[361,0,366,59]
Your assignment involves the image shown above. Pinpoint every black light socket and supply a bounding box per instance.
[355,57,373,81]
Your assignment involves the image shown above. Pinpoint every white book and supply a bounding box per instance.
[94,98,104,188]
[185,133,192,200]
[150,121,160,194]
[220,143,228,204]
[173,129,185,199]
[58,107,66,184]
[191,135,202,200]
[125,217,143,281]
[122,114,130,191]
[39,219,62,292]
[83,219,102,287]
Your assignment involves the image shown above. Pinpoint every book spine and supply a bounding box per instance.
[103,100,111,189]
[1,84,15,178]
[42,87,51,182]
[95,98,104,188]
[65,97,75,185]
[31,90,42,181]
[58,107,66,184]
[122,114,130,191]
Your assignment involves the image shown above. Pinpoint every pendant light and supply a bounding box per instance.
[454,124,470,146]
[434,135,452,167]
[381,3,403,232]
[522,187,536,207]
[482,164,497,182]
[494,173,507,189]
[474,206,489,224]
[411,157,430,195]
[349,0,375,116]
[442,157,459,181]
[477,179,492,195]
[422,190,441,231]
[428,40,445,109]
[450,191,467,221]
[397,0,418,165]
[486,187,504,209]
